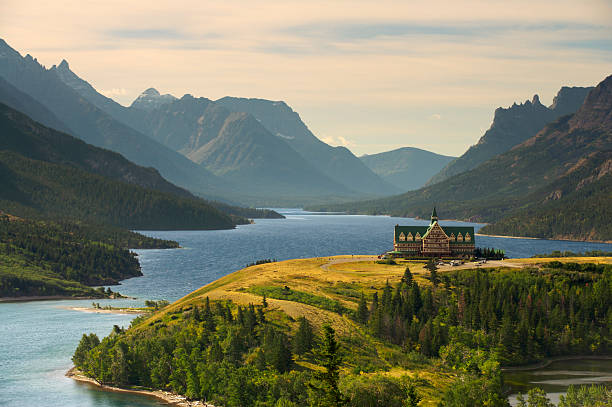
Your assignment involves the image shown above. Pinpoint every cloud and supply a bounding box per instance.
[2,0,610,156]
[105,28,186,40]
[320,135,355,148]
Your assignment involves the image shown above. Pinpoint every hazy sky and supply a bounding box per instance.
[1,1,611,156]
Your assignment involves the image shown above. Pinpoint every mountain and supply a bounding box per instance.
[0,39,232,201]
[360,147,455,191]
[0,102,240,230]
[216,97,399,196]
[310,75,612,241]
[426,87,592,186]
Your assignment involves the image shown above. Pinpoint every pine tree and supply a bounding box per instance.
[425,258,439,286]
[308,325,346,407]
[402,266,414,286]
[357,293,369,324]
[294,316,314,355]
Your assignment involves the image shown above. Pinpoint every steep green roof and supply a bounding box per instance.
[395,224,475,244]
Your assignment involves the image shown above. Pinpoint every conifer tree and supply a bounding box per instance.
[357,293,369,324]
[425,258,439,286]
[294,316,314,355]
[308,325,345,407]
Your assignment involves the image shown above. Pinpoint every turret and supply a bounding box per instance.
[430,207,438,224]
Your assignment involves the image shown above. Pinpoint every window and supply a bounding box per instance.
[450,233,455,240]
[465,233,471,241]
[457,233,463,242]
[399,232,405,241]
[415,232,421,240]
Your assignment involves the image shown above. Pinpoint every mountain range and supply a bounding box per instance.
[35,47,399,204]
[309,75,612,241]
[427,87,592,185]
[360,147,455,191]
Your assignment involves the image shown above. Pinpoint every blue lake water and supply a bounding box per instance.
[1,210,611,406]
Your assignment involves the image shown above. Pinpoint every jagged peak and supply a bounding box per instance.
[532,94,541,105]
[58,59,70,69]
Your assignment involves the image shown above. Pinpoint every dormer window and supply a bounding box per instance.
[407,232,413,241]
[465,233,471,242]
[457,233,463,242]
[399,232,406,241]
[415,232,421,240]
[450,233,455,241]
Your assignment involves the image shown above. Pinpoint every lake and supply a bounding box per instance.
[1,210,611,406]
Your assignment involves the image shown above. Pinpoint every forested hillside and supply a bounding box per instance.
[0,214,177,298]
[0,102,246,230]
[72,256,612,406]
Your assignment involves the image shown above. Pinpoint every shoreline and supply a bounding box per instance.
[66,367,213,406]
[65,306,145,315]
[501,354,612,372]
[0,295,100,303]
[477,232,612,244]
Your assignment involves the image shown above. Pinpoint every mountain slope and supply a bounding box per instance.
[216,97,399,195]
[0,102,239,230]
[427,88,592,185]
[0,39,231,200]
[360,147,456,191]
[311,75,612,240]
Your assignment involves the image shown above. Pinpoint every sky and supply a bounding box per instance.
[1,1,611,156]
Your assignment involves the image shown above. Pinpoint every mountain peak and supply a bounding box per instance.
[58,59,70,69]
[532,94,541,105]
[143,88,160,96]
[130,88,177,111]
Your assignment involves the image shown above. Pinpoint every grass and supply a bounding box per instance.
[247,285,349,315]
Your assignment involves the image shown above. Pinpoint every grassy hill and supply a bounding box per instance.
[72,255,611,406]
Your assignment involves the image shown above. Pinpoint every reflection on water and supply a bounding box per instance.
[505,359,612,405]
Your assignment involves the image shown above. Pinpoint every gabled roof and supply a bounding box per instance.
[395,224,475,244]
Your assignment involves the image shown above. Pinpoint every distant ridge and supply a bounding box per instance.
[360,147,455,191]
